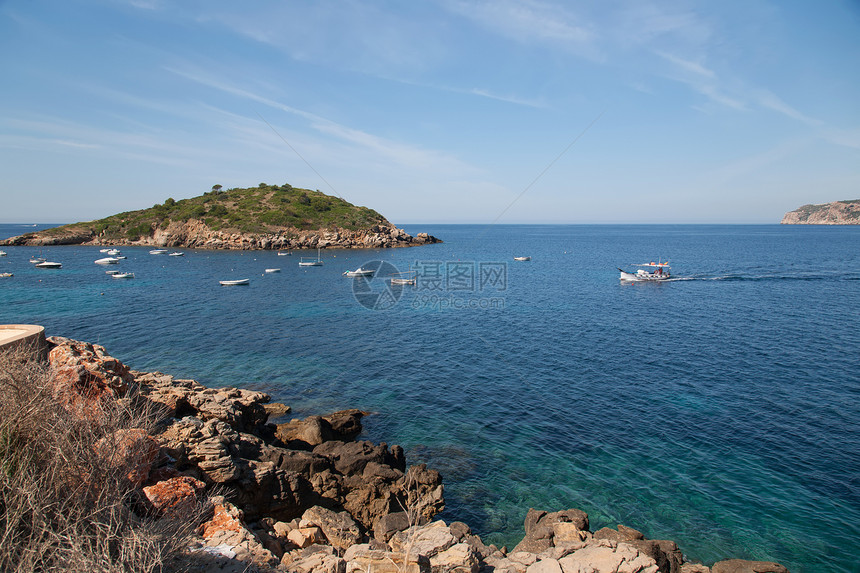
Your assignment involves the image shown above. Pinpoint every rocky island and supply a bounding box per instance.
[0,183,440,249]
[781,200,860,224]
[0,331,790,573]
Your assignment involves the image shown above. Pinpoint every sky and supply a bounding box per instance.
[1,1,859,224]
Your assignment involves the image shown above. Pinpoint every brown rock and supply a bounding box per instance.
[324,409,368,441]
[513,508,589,554]
[557,540,659,573]
[430,542,480,573]
[373,511,411,542]
[302,505,363,551]
[711,559,789,573]
[95,428,160,486]
[143,475,206,516]
[47,336,133,418]
[288,526,326,549]
[344,544,430,573]
[278,415,336,449]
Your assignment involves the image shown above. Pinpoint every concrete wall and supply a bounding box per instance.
[0,324,47,360]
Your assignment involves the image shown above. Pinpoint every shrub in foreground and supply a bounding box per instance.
[0,344,207,573]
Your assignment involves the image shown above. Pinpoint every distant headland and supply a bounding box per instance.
[781,200,860,225]
[0,183,441,249]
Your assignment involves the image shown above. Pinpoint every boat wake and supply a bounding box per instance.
[683,273,860,282]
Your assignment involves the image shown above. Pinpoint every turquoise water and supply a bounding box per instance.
[1,223,858,571]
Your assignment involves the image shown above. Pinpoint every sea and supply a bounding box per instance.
[1,223,858,572]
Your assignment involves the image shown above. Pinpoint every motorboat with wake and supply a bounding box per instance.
[618,261,671,282]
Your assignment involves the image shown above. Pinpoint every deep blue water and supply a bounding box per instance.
[1,223,858,572]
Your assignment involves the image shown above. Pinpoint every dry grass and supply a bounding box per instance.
[0,343,208,573]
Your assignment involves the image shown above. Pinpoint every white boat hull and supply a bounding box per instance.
[343,268,374,277]
[220,279,250,286]
[619,269,670,282]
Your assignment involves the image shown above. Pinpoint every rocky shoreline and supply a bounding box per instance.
[0,219,441,250]
[780,200,860,224]
[41,335,789,573]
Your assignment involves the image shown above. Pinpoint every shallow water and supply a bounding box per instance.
[1,223,858,571]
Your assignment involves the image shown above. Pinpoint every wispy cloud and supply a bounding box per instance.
[166,66,475,173]
[469,88,547,109]
[819,127,860,150]
[445,0,602,60]
[754,89,822,126]
[655,50,715,79]
[654,49,747,111]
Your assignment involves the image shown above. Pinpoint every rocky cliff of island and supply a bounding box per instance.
[0,183,440,249]
[781,200,860,224]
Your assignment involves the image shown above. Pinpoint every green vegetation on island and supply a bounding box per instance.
[36,183,389,242]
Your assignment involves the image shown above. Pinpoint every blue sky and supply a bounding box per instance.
[1,1,858,224]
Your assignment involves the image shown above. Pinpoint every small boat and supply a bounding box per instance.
[106,249,121,256]
[149,249,168,255]
[116,256,127,259]
[112,272,135,279]
[618,261,671,282]
[220,279,250,286]
[105,270,121,275]
[514,256,531,261]
[0,272,12,278]
[343,267,374,277]
[94,257,120,265]
[389,269,417,285]
[299,248,323,267]
[168,252,184,257]
[29,257,46,264]
[35,261,62,269]
[99,248,111,253]
[265,268,281,273]
[277,251,292,256]
[0,251,6,256]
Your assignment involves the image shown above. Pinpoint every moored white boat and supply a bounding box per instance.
[299,248,323,266]
[168,252,184,256]
[277,251,292,256]
[95,257,120,265]
[105,270,121,275]
[265,268,281,273]
[220,278,250,286]
[514,256,531,261]
[0,272,12,278]
[106,249,121,256]
[618,261,671,282]
[0,251,6,256]
[343,267,374,277]
[29,257,46,264]
[389,269,417,285]
[149,249,168,255]
[35,261,62,269]
[112,272,135,279]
